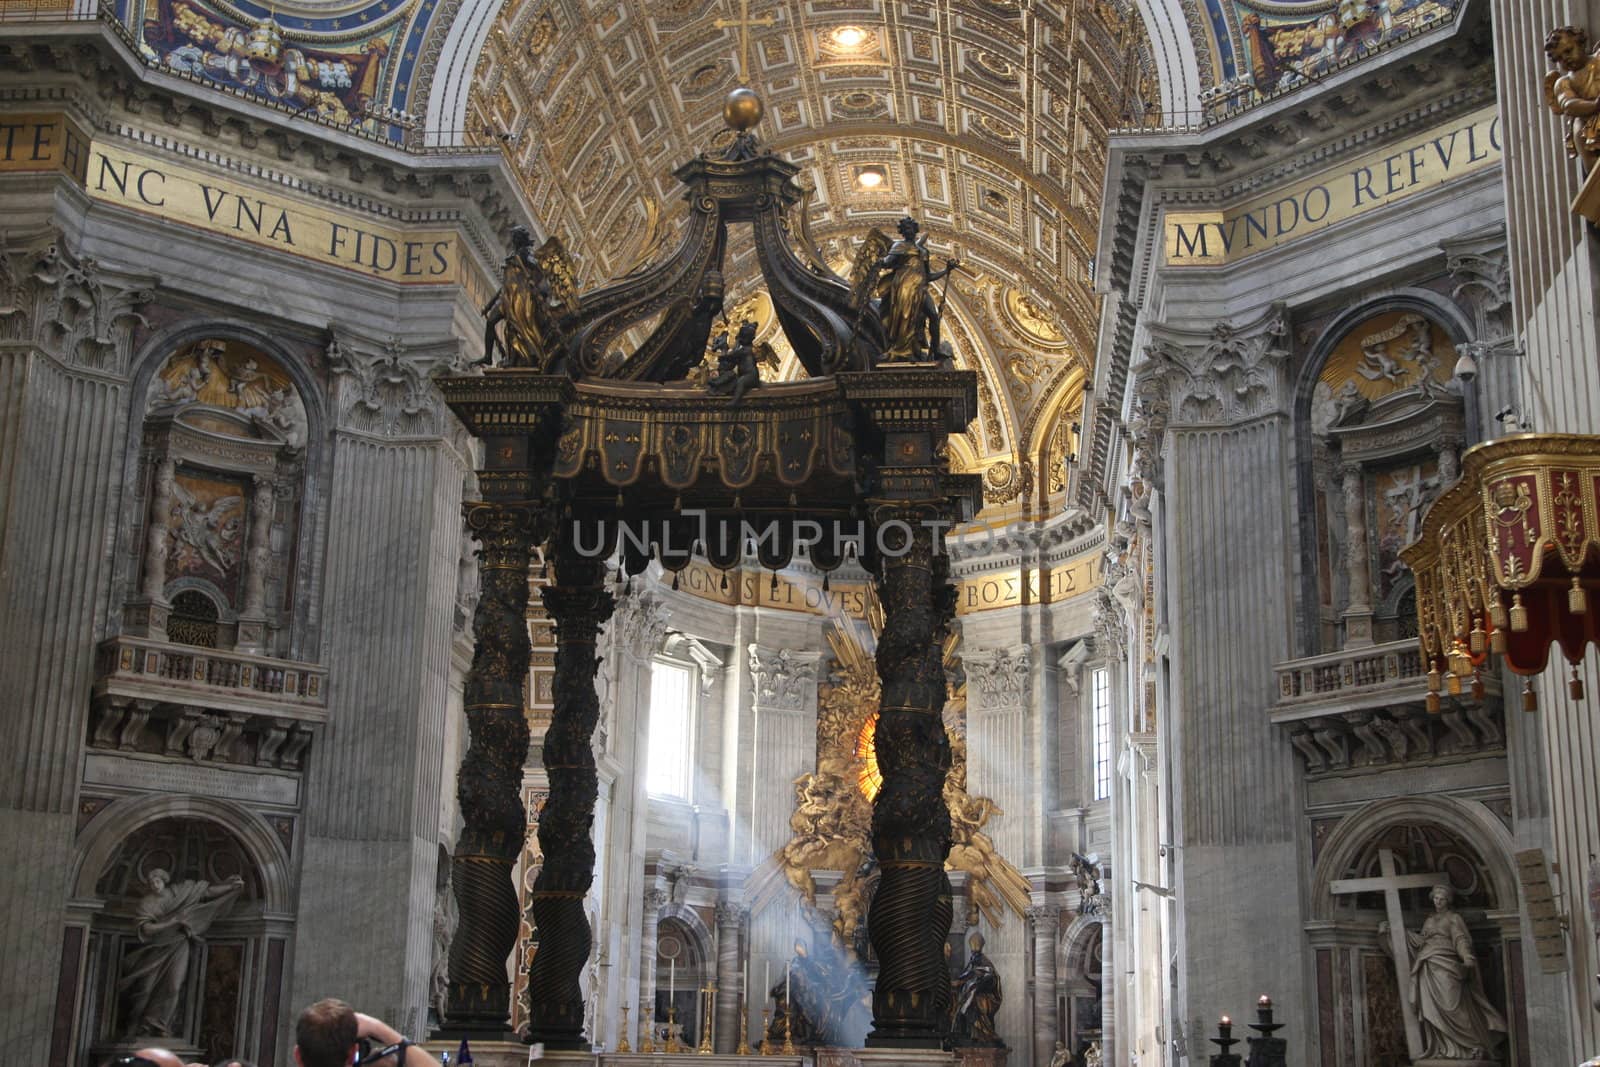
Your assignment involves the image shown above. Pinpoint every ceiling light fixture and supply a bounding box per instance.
[832,25,867,49]
[856,166,887,190]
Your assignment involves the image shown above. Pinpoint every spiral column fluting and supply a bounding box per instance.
[442,502,542,1036]
[526,548,613,1047]
[866,508,958,1047]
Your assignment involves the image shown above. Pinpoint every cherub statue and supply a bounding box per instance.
[706,320,762,405]
[1545,25,1600,171]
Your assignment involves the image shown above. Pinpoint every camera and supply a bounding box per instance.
[1452,350,1478,383]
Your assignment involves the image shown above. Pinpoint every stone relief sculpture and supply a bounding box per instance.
[117,868,246,1037]
[428,852,458,1026]
[1378,885,1507,1062]
[951,931,1003,1046]
[1545,26,1600,171]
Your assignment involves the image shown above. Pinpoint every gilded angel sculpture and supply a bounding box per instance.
[1545,26,1600,171]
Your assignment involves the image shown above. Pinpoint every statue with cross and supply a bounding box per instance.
[1332,848,1506,1064]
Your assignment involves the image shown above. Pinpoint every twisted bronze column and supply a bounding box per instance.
[866,507,957,1046]
[526,547,613,1047]
[443,502,542,1035]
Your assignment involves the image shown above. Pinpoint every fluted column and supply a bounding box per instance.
[526,546,613,1047]
[714,902,745,1052]
[236,473,276,652]
[443,501,541,1035]
[640,888,667,1033]
[126,454,177,638]
[1028,906,1060,1067]
[1341,462,1374,647]
[866,508,956,1047]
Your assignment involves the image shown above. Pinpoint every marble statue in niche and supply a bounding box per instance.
[118,868,246,1037]
[1378,885,1507,1061]
[951,931,1004,1046]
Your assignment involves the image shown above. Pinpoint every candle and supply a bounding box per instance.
[1257,994,1272,1008]
[765,961,770,1004]
[785,960,791,1009]
[670,958,675,1001]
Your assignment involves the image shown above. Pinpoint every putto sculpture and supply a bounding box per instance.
[1545,25,1600,171]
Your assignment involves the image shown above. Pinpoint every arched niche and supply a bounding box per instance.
[1306,796,1525,1066]
[123,335,312,658]
[1058,913,1105,1059]
[66,795,295,1067]
[1290,296,1471,654]
[655,906,714,1047]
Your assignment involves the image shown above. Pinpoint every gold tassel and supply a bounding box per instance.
[822,572,830,592]
[1469,619,1486,655]
[1511,592,1528,632]
[615,491,624,508]
[1427,667,1442,694]
[672,571,680,591]
[1524,678,1538,713]
[1471,671,1485,701]
[1489,598,1508,631]
[1446,671,1463,696]
[733,493,742,510]
[1571,577,1588,615]
[770,571,780,596]
[673,495,682,512]
[720,571,730,593]
[1426,691,1441,714]
[1571,664,1586,702]
[1490,628,1507,654]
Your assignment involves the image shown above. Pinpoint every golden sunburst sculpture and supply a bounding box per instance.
[747,601,1032,948]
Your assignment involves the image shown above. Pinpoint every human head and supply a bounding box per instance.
[737,320,758,344]
[968,931,986,953]
[510,224,532,248]
[1430,884,1454,910]
[294,998,359,1067]
[214,1060,258,1067]
[146,868,170,892]
[132,1050,184,1067]
[897,216,919,238]
[1546,26,1589,69]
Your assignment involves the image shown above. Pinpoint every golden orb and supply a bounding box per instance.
[723,86,765,131]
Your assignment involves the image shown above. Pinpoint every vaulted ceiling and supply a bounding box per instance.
[456,0,1157,511]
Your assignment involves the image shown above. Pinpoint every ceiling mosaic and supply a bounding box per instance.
[1189,0,1465,103]
[119,0,442,137]
[462,0,1156,510]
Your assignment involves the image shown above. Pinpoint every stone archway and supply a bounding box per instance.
[1059,912,1106,1063]
[1307,795,1524,1067]
[655,904,714,1047]
[64,795,295,1067]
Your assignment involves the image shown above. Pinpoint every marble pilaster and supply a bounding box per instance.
[292,336,470,1034]
[714,902,746,1053]
[639,887,668,1037]
[0,237,148,1060]
[1339,463,1373,648]
[1026,906,1059,1067]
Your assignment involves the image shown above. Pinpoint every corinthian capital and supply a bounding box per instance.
[2,231,156,372]
[748,645,819,710]
[965,647,1031,707]
[609,585,671,656]
[1135,305,1290,426]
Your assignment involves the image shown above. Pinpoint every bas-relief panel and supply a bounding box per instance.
[1313,312,1455,417]
[168,468,248,604]
[1371,458,1439,602]
[151,338,308,448]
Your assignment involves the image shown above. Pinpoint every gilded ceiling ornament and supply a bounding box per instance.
[1002,287,1068,346]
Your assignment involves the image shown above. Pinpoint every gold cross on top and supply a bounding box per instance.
[713,0,775,85]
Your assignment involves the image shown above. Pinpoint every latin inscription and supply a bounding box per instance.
[1165,106,1502,267]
